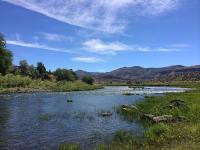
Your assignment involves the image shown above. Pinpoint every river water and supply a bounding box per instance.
[0,86,188,150]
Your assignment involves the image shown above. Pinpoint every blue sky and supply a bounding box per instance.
[0,0,199,72]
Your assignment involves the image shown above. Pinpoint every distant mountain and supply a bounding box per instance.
[75,65,200,82]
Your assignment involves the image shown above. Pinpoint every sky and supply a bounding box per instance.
[0,0,199,72]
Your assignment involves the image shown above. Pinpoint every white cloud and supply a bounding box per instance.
[7,39,75,53]
[72,56,103,63]
[141,0,181,15]
[83,39,129,54]
[157,48,181,52]
[7,36,183,56]
[82,39,183,54]
[40,33,73,42]
[134,46,181,52]
[136,47,152,52]
[5,0,181,33]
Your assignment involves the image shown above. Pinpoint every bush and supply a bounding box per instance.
[82,76,94,85]
[0,74,32,88]
[54,68,77,81]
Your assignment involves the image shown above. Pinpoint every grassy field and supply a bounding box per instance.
[0,74,102,94]
[96,82,200,150]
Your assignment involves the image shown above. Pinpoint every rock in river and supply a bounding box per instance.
[152,115,173,123]
[100,112,112,117]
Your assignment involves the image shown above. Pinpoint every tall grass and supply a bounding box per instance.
[0,74,102,93]
[58,143,80,150]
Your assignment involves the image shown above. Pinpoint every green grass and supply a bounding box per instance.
[98,82,200,149]
[58,143,80,150]
[105,80,200,88]
[0,74,102,94]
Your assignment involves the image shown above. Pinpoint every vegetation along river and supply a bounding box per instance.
[0,86,189,150]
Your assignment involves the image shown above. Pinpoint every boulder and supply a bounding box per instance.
[121,104,138,113]
[172,115,187,122]
[152,115,173,123]
[122,104,129,108]
[142,113,186,123]
[143,114,154,120]
[122,104,137,109]
[100,112,112,117]
[143,114,172,123]
[129,105,138,110]
[170,99,185,107]
[122,107,131,111]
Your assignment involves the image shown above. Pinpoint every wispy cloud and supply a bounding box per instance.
[133,46,182,52]
[156,48,181,52]
[83,39,129,54]
[40,33,73,42]
[5,0,181,33]
[82,39,182,54]
[135,46,183,52]
[140,0,181,15]
[7,38,180,55]
[72,56,104,63]
[7,39,75,53]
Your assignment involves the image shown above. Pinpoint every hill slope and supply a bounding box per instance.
[76,65,200,82]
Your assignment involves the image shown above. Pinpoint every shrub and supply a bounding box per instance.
[54,68,77,81]
[82,76,94,85]
[0,74,32,88]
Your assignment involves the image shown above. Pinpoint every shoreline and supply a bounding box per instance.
[0,83,193,95]
[0,86,103,95]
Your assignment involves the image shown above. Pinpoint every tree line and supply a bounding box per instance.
[0,33,94,85]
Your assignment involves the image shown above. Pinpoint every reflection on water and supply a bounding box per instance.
[0,86,188,150]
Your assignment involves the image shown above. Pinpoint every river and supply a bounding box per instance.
[0,86,189,150]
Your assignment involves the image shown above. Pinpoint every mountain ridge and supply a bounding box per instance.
[75,65,200,82]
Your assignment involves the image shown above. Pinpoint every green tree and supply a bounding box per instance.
[126,81,132,85]
[70,69,78,80]
[37,62,46,78]
[54,68,77,81]
[19,60,29,76]
[29,65,39,79]
[0,33,13,75]
[13,67,21,75]
[82,76,94,85]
